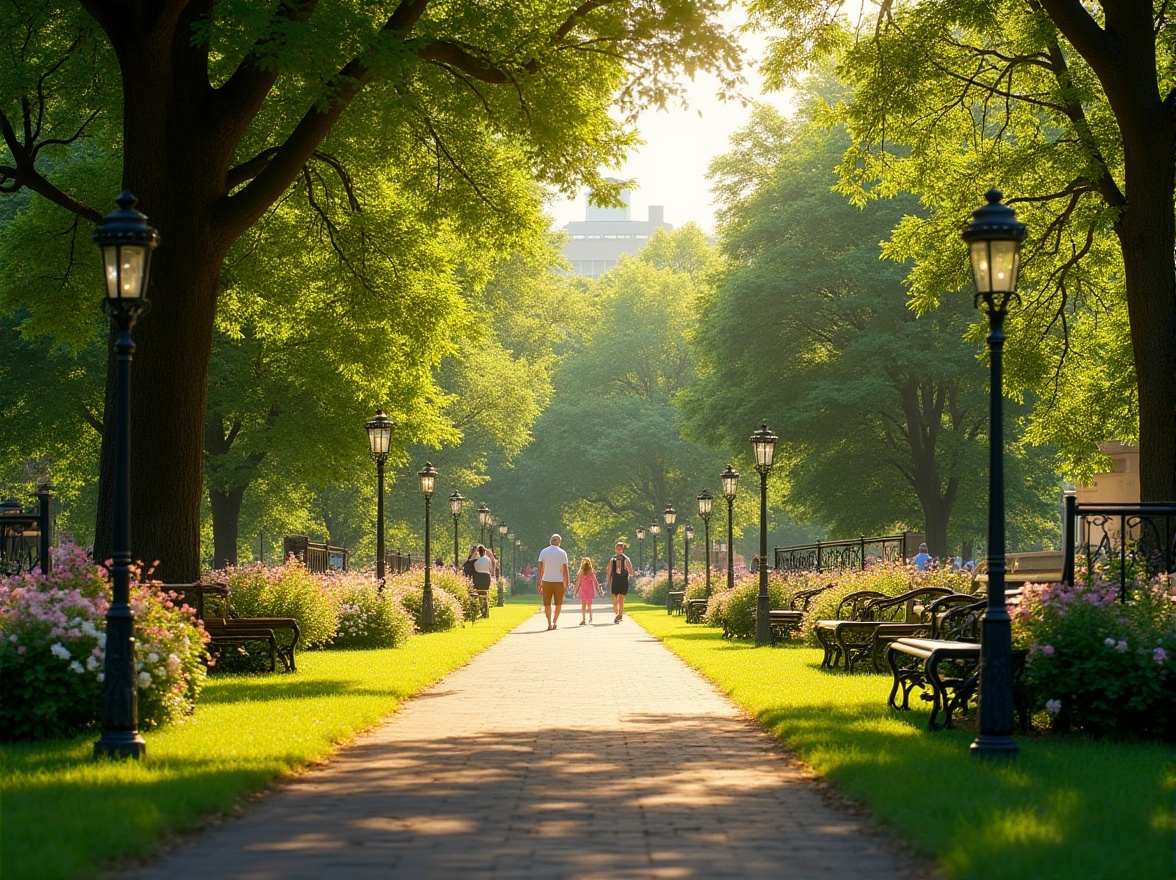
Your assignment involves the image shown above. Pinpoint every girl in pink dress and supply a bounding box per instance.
[575,558,597,625]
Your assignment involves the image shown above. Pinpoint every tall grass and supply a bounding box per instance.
[629,602,1175,880]
[0,603,536,880]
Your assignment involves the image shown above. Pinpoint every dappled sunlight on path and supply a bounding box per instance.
[127,602,924,879]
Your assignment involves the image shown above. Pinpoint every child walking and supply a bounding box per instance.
[575,558,597,625]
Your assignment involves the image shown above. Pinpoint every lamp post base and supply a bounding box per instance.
[94,732,146,760]
[970,734,1019,758]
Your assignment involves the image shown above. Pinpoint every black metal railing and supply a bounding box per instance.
[0,487,54,576]
[283,535,348,573]
[1061,494,1176,602]
[774,531,925,574]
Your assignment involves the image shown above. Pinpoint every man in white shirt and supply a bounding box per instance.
[537,534,570,631]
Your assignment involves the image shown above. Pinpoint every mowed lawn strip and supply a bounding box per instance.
[629,602,1175,880]
[0,602,538,880]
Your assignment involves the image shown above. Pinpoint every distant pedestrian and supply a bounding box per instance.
[473,544,493,592]
[537,534,570,631]
[606,542,634,624]
[912,543,933,571]
[462,545,479,579]
[576,558,597,625]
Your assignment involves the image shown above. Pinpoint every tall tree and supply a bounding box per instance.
[685,101,1057,554]
[0,0,739,578]
[750,0,1175,499]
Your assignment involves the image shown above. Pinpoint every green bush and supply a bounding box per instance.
[212,561,339,648]
[638,575,671,607]
[386,569,467,632]
[326,572,415,649]
[703,574,790,639]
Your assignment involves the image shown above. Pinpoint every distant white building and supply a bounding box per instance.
[562,187,672,278]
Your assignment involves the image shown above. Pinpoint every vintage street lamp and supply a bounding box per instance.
[636,526,646,572]
[963,189,1026,758]
[508,532,516,594]
[514,538,521,590]
[497,521,509,606]
[650,521,660,575]
[365,410,394,588]
[684,523,694,594]
[697,490,714,598]
[449,491,464,568]
[663,507,677,612]
[721,465,739,592]
[93,192,158,761]
[478,503,491,544]
[419,463,437,631]
[751,424,777,646]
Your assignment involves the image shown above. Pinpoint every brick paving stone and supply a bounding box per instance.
[125,603,934,880]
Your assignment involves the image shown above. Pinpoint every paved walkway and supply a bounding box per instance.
[128,603,927,880]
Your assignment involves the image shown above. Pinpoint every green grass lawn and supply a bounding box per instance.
[628,602,1176,880]
[0,603,537,880]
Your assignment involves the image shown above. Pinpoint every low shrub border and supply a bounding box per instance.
[0,602,536,880]
[628,601,1175,880]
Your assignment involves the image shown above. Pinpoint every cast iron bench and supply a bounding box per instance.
[169,582,301,672]
[666,590,686,615]
[865,592,982,672]
[685,598,708,623]
[768,584,833,646]
[817,587,955,672]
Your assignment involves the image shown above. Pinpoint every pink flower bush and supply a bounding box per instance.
[0,545,208,740]
[1011,571,1175,739]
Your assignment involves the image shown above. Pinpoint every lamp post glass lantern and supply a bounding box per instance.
[478,504,491,544]
[663,507,676,611]
[750,424,777,646]
[963,189,1026,758]
[697,490,713,597]
[419,463,437,632]
[721,465,739,592]
[449,491,464,568]
[93,192,158,760]
[365,410,394,586]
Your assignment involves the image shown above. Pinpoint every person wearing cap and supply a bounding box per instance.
[537,534,570,630]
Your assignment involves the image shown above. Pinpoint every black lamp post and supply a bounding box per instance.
[93,192,158,761]
[419,463,437,632]
[508,533,516,594]
[497,521,508,606]
[697,490,713,598]
[963,189,1026,758]
[663,507,676,613]
[365,411,394,587]
[449,491,464,568]
[478,504,491,544]
[636,526,646,572]
[514,538,521,590]
[751,424,777,646]
[650,521,660,576]
[721,466,739,592]
[684,523,693,594]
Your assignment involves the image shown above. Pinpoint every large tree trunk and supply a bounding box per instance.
[92,3,232,581]
[209,484,246,570]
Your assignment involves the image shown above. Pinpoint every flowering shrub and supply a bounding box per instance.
[386,569,468,631]
[703,574,790,639]
[326,571,414,649]
[1012,574,1176,739]
[210,561,339,648]
[0,545,207,740]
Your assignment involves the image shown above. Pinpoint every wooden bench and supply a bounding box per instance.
[169,582,301,672]
[885,599,1027,730]
[666,590,686,615]
[972,550,1064,589]
[685,598,708,623]
[768,584,832,646]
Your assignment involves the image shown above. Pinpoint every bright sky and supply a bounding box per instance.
[545,26,794,235]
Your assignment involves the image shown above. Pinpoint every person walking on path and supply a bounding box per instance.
[606,542,634,624]
[537,534,569,630]
[575,557,598,625]
[911,543,933,571]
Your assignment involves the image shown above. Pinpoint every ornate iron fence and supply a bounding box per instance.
[774,531,925,574]
[0,486,54,576]
[1061,494,1176,602]
[283,535,348,573]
